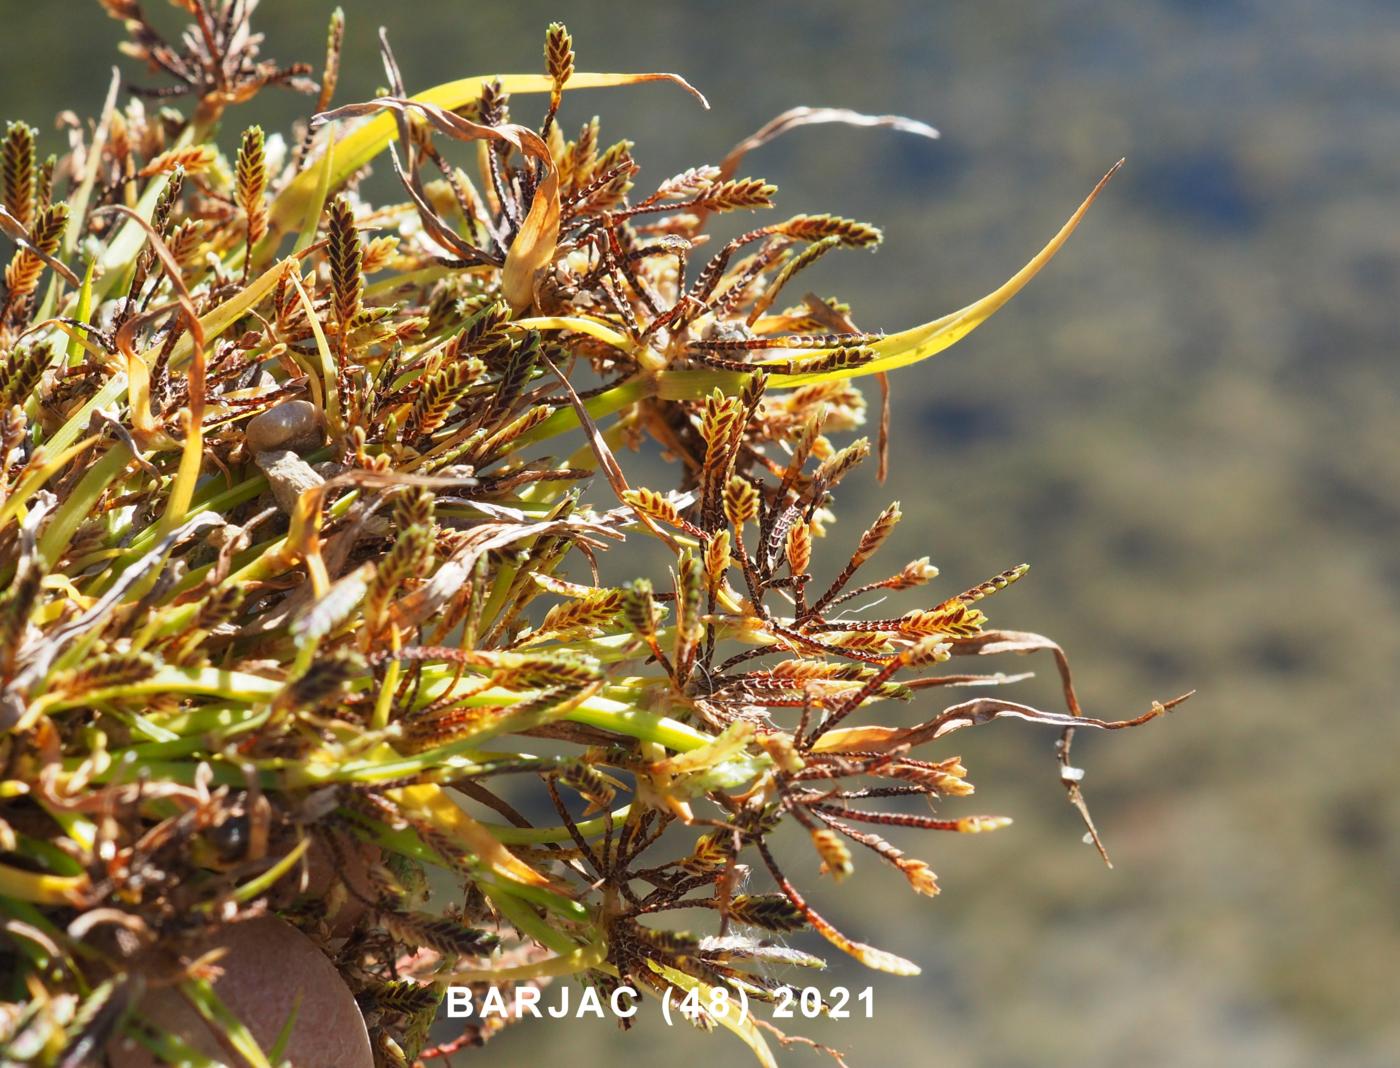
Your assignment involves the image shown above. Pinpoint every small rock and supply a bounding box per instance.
[246,400,323,454]
[255,448,324,514]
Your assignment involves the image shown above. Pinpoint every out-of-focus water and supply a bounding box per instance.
[4,2,1397,1064]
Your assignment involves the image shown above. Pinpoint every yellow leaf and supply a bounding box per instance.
[654,160,1124,400]
[654,965,778,1068]
[268,72,706,241]
[386,783,552,888]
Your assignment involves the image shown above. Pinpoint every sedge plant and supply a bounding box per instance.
[0,3,1188,1065]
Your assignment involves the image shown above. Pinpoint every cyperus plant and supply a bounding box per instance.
[0,3,1188,1065]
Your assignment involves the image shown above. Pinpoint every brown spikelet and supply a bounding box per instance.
[681,830,734,874]
[360,235,399,274]
[0,344,50,408]
[235,126,268,251]
[699,391,741,527]
[475,403,554,460]
[813,436,869,490]
[401,707,495,751]
[810,827,853,881]
[786,520,812,576]
[829,631,893,653]
[0,563,40,674]
[458,300,512,351]
[622,487,698,534]
[571,145,636,212]
[693,177,777,213]
[779,214,883,248]
[885,757,975,797]
[622,578,659,641]
[852,502,901,567]
[951,563,1031,604]
[542,22,574,138]
[477,78,509,127]
[360,977,442,1016]
[167,219,204,267]
[897,602,987,638]
[535,589,624,637]
[406,361,477,440]
[893,558,939,588]
[4,204,67,311]
[673,549,704,679]
[317,7,346,113]
[896,857,940,896]
[137,145,216,178]
[490,333,539,417]
[193,585,246,631]
[653,165,720,200]
[777,345,878,376]
[50,651,157,696]
[747,237,842,325]
[367,525,435,628]
[898,634,954,667]
[327,195,363,332]
[704,529,731,590]
[151,167,184,234]
[557,761,616,808]
[35,154,55,215]
[722,475,758,528]
[283,649,363,710]
[391,486,435,532]
[3,123,37,231]
[727,893,807,932]
[378,910,498,956]
[545,23,576,90]
[565,117,601,193]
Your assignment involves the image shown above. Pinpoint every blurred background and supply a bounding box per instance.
[4,1,1398,1065]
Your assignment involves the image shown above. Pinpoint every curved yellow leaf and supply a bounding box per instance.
[653,159,1123,401]
[386,782,552,888]
[0,860,88,905]
[267,72,707,240]
[655,965,778,1068]
[855,159,1124,378]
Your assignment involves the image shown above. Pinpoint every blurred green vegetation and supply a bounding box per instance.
[4,1,1397,1064]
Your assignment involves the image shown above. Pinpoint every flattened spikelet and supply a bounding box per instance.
[810,827,853,881]
[694,177,777,212]
[3,122,37,230]
[723,475,758,527]
[779,213,883,248]
[536,589,623,636]
[0,344,49,408]
[378,910,499,957]
[317,7,346,113]
[952,562,1031,604]
[544,22,575,91]
[235,125,268,249]
[137,145,215,177]
[328,195,363,329]
[897,602,987,637]
[4,203,67,307]
[622,578,659,640]
[622,487,695,533]
[407,361,475,438]
[727,893,806,931]
[51,651,156,695]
